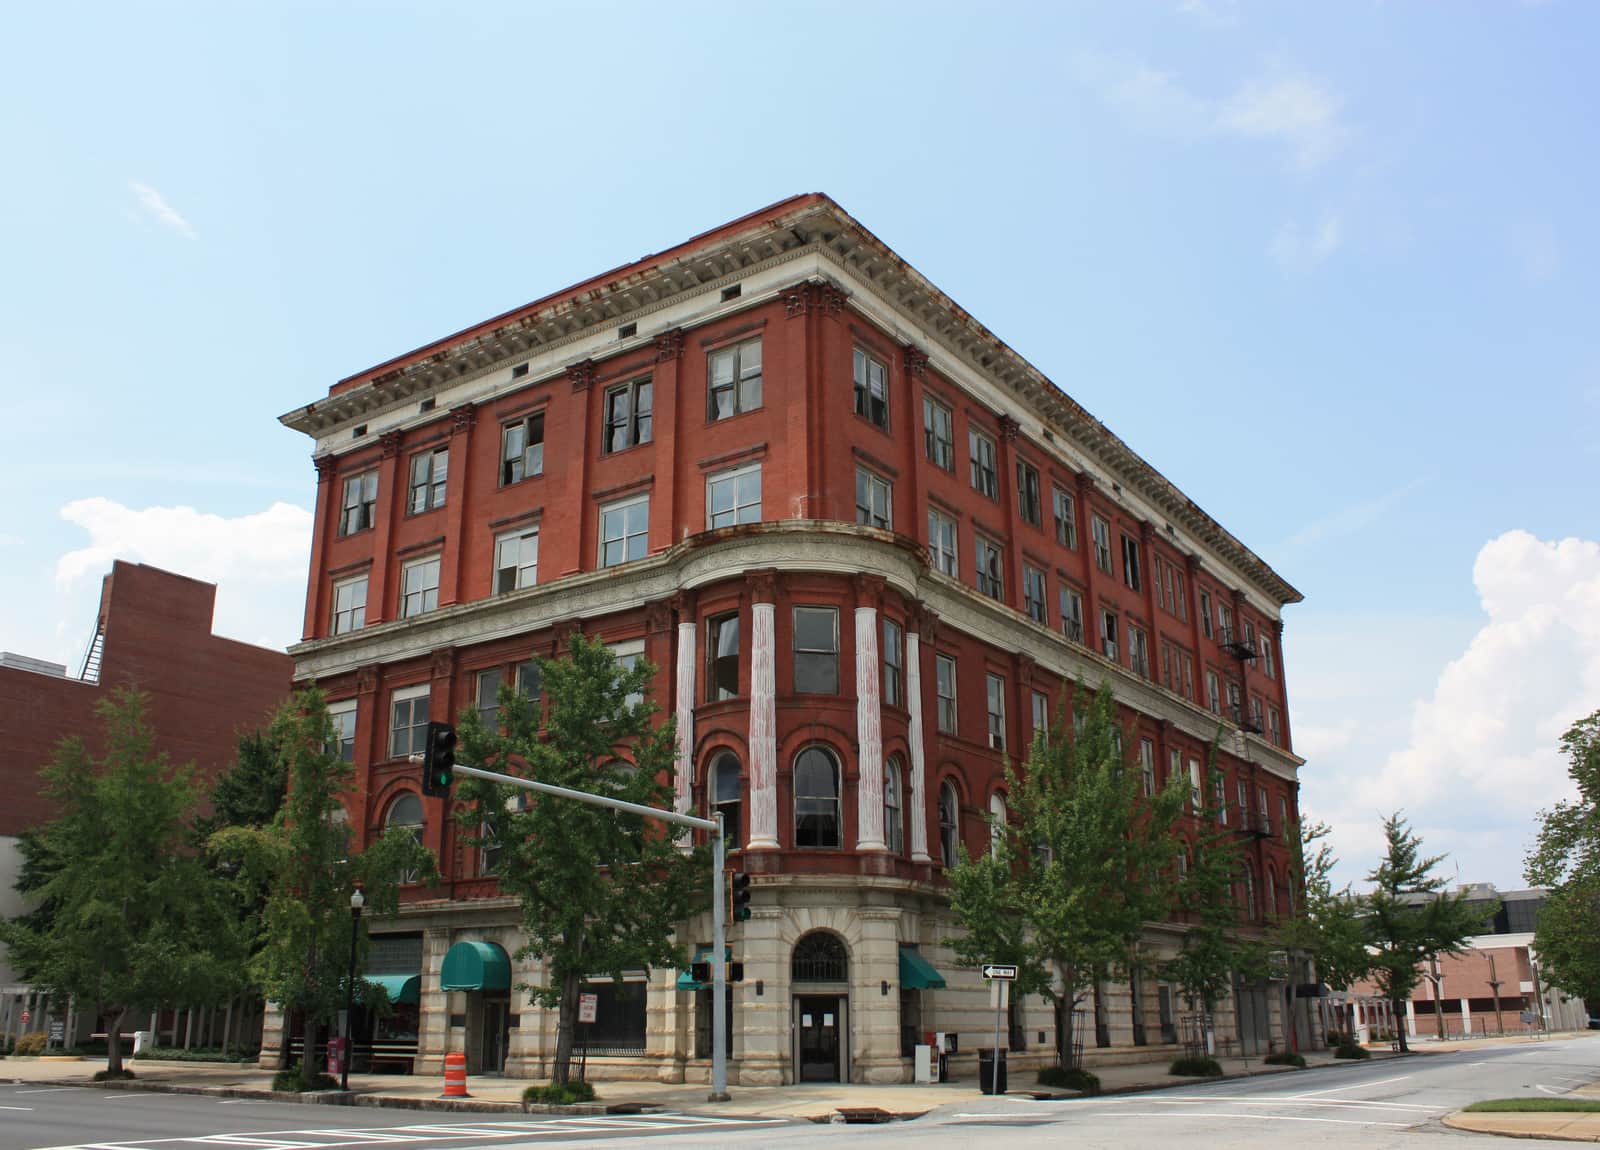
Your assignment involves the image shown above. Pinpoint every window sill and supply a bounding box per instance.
[496,472,546,491]
[403,503,446,520]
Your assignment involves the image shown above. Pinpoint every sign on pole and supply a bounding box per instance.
[982,963,1019,981]
[578,993,598,1024]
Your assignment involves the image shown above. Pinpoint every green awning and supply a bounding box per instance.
[440,940,512,992]
[361,974,421,1005]
[676,945,733,991]
[899,946,946,990]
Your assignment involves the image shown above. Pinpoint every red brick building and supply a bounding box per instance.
[0,561,293,1043]
[279,194,1305,1084]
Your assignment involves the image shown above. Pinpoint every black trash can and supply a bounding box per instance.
[977,1047,1008,1094]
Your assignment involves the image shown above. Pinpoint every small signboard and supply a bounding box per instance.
[578,993,598,1024]
[982,963,1019,981]
[1520,1010,1536,1024]
[47,1020,65,1044]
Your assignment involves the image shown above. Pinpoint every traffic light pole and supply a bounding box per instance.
[434,761,731,1101]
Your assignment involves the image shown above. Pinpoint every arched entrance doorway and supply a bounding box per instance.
[440,940,512,1074]
[791,931,849,1082]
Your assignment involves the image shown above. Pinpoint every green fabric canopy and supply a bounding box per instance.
[676,945,733,991]
[361,974,421,1005]
[440,940,512,992]
[899,946,946,990]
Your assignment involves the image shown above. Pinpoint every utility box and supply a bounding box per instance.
[913,1044,933,1084]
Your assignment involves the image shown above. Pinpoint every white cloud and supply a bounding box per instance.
[1283,475,1431,547]
[1218,75,1347,172]
[1177,0,1240,25]
[55,497,312,651]
[129,181,197,239]
[1268,213,1343,272]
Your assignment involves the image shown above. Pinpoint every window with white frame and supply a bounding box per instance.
[408,446,448,514]
[938,781,960,867]
[1129,625,1150,678]
[1205,670,1221,714]
[385,792,425,883]
[1243,866,1257,919]
[1169,747,1182,789]
[923,395,954,470]
[708,338,762,420]
[708,613,740,701]
[494,526,539,593]
[331,575,367,635]
[1100,609,1119,662]
[1265,867,1276,918]
[339,471,378,536]
[852,347,889,429]
[1199,589,1214,639]
[1280,796,1290,842]
[1217,601,1234,639]
[988,791,1007,858]
[882,618,904,708]
[1092,514,1112,573]
[516,659,541,701]
[1060,586,1084,643]
[707,464,761,529]
[1226,680,1243,721]
[935,653,958,734]
[986,673,1006,751]
[608,639,646,711]
[599,495,649,568]
[1121,533,1142,591]
[975,535,1004,600]
[854,467,891,530]
[1236,777,1249,825]
[1023,564,1047,623]
[400,556,440,618]
[475,668,503,724]
[1257,785,1270,835]
[1259,632,1276,678]
[969,429,997,498]
[1268,706,1282,745]
[327,699,357,763]
[794,746,842,848]
[389,684,430,758]
[1031,690,1049,746]
[793,606,838,694]
[1250,695,1264,731]
[1182,654,1194,701]
[603,377,653,453]
[501,412,545,485]
[1139,738,1155,796]
[478,820,502,877]
[1053,486,1077,549]
[1187,758,1202,811]
[709,752,742,845]
[1016,460,1042,526]
[927,508,958,576]
[884,756,905,854]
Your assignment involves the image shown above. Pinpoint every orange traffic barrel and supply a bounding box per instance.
[442,1051,470,1098]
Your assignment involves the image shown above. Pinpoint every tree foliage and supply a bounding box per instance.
[194,726,288,843]
[1526,709,1600,1003]
[454,634,705,1085]
[1164,751,1251,1015]
[947,681,1186,1068]
[208,687,434,1084]
[1274,819,1369,992]
[0,688,239,1075]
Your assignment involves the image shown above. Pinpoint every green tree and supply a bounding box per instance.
[948,682,1186,1069]
[1363,812,1486,1053]
[194,726,288,842]
[454,634,706,1086]
[0,688,238,1077]
[1274,819,1369,993]
[209,688,433,1088]
[1526,710,1600,1004]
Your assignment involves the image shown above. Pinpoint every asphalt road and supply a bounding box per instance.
[4,1036,1597,1150]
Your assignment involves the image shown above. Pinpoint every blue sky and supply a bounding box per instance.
[3,1,1596,890]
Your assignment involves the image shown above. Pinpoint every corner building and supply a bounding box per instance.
[279,194,1305,1084]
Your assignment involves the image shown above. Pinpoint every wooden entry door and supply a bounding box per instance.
[796,996,842,1082]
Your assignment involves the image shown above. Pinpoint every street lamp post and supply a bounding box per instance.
[342,886,365,1092]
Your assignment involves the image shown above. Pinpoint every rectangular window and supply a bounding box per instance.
[327,699,357,763]
[1206,670,1221,714]
[1217,776,1231,825]
[1139,739,1155,796]
[708,337,762,420]
[1023,565,1047,624]
[1218,602,1235,639]
[975,536,1004,601]
[1092,515,1112,573]
[611,640,645,710]
[603,378,653,453]
[1199,589,1214,639]
[853,347,889,429]
[882,618,903,708]
[1031,690,1049,746]
[708,612,740,700]
[1188,758,1202,811]
[793,606,838,694]
[1268,706,1282,745]
[1100,610,1119,662]
[1016,461,1042,526]
[389,685,430,758]
[599,495,650,568]
[935,654,958,734]
[1161,641,1175,689]
[1121,533,1142,591]
[1129,625,1150,678]
[1182,654,1194,701]
[1153,556,1167,611]
[1227,680,1243,722]
[408,446,448,514]
[400,556,440,618]
[969,429,997,498]
[1169,747,1181,788]
[1250,695,1264,731]
[1237,778,1249,824]
[475,669,503,724]
[339,471,378,536]
[923,395,954,470]
[1257,786,1271,835]
[707,463,762,529]
[516,659,541,700]
[1281,796,1290,841]
[927,508,958,576]
[854,467,892,530]
[986,673,1006,751]
[1052,486,1077,549]
[1260,633,1276,678]
[1060,586,1084,643]
[501,412,546,485]
[331,575,368,635]
[494,527,539,594]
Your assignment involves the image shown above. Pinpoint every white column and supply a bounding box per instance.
[1460,998,1471,1035]
[674,621,697,817]
[748,601,779,849]
[906,630,930,861]
[855,606,886,851]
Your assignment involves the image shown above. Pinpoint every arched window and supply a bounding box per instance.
[385,792,424,884]
[938,781,960,868]
[988,792,1007,858]
[791,931,848,983]
[709,752,741,846]
[884,756,904,855]
[794,747,841,849]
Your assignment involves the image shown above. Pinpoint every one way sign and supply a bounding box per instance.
[982,963,1018,981]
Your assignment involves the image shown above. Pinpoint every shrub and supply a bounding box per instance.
[1264,1052,1306,1068]
[1335,1042,1371,1060]
[140,1046,260,1063]
[13,1033,48,1056]
[1169,1056,1223,1077]
[1325,1030,1348,1047]
[523,1080,598,1105]
[1036,1065,1101,1093]
[93,1068,136,1082]
[272,1064,341,1092]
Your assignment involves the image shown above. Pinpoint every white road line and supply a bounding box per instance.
[16,1086,80,1093]
[1106,1111,1411,1127]
[1071,1093,1431,1112]
[1286,1073,1413,1098]
[0,1104,34,1110]
[1537,1085,1568,1096]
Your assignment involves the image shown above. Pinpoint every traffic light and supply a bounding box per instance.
[731,871,752,922]
[420,721,457,797]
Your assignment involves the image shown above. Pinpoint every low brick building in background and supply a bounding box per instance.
[0,560,293,1047]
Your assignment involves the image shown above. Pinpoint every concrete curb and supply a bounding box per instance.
[1442,1112,1600,1142]
[73,1079,670,1116]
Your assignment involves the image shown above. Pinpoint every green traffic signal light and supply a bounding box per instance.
[421,721,457,797]
[731,871,752,921]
